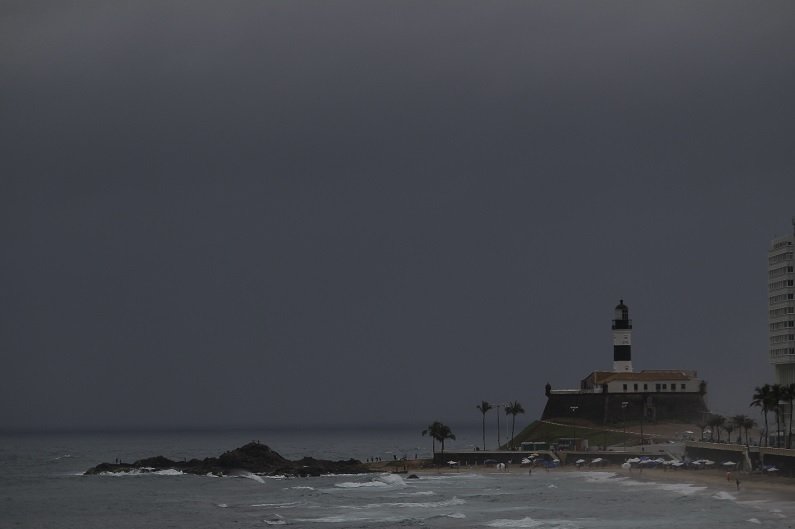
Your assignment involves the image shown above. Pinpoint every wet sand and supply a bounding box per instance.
[371,459,795,503]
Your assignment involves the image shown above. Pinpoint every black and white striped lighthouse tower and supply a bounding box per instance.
[612,300,633,372]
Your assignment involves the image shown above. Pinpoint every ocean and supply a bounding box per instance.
[2,426,794,528]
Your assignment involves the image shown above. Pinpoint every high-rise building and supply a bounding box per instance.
[768,219,795,384]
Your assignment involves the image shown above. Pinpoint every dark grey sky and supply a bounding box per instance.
[2,1,794,431]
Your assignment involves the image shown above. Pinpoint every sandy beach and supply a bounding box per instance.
[370,459,795,504]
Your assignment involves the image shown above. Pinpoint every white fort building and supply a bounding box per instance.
[542,301,708,424]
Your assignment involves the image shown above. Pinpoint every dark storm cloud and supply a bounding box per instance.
[1,1,794,430]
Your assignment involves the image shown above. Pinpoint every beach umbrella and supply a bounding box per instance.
[627,458,640,464]
[521,458,532,465]
[591,458,603,464]
[447,461,458,465]
[766,466,779,472]
[722,461,736,467]
[576,459,586,464]
[621,462,631,470]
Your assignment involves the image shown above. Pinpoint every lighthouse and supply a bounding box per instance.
[612,300,633,372]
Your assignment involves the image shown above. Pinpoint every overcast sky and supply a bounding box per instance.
[2,1,795,432]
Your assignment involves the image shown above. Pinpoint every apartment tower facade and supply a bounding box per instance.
[769,218,795,384]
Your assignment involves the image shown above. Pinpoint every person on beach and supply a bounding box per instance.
[736,478,741,490]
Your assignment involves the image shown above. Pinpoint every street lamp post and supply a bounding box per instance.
[496,403,502,450]
[570,406,579,451]
[621,401,628,451]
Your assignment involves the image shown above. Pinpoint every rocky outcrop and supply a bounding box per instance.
[84,441,371,477]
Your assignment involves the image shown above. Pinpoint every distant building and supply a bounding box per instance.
[768,219,795,385]
[579,370,703,395]
[542,300,708,423]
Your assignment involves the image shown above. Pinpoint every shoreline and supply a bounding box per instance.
[373,459,795,503]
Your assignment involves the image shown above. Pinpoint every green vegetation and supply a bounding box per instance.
[750,382,795,448]
[476,401,492,451]
[421,421,456,454]
[509,420,631,450]
[504,400,525,450]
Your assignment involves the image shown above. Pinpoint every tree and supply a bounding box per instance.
[784,383,795,449]
[422,421,443,454]
[741,416,757,446]
[477,401,493,451]
[422,421,455,455]
[724,418,735,445]
[751,384,773,446]
[731,414,748,444]
[437,423,456,454]
[504,400,525,450]
[771,384,784,447]
[707,414,725,442]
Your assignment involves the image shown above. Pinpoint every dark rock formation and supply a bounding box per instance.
[84,442,372,477]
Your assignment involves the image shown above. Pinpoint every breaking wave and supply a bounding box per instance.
[334,474,406,489]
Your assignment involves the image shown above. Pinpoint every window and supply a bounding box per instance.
[655,384,661,391]
[671,384,676,391]
[662,384,667,390]
[623,384,627,391]
[643,384,648,390]
[633,383,638,391]
[681,384,686,390]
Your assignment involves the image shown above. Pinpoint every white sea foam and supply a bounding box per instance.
[396,490,436,497]
[335,480,390,488]
[154,469,185,476]
[581,472,617,483]
[335,474,406,489]
[252,502,300,508]
[747,518,761,524]
[289,486,315,490]
[98,469,183,477]
[713,491,736,501]
[217,504,228,508]
[294,513,410,524]
[264,514,287,525]
[485,519,542,528]
[617,479,657,487]
[485,516,578,528]
[234,471,265,484]
[361,497,465,509]
[658,483,707,496]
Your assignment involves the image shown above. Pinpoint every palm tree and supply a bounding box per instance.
[504,400,525,450]
[731,414,747,444]
[784,383,795,449]
[751,384,773,446]
[437,423,456,454]
[422,421,456,455]
[477,401,493,451]
[742,416,757,446]
[724,418,734,445]
[707,414,725,442]
[771,384,784,447]
[422,421,443,454]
